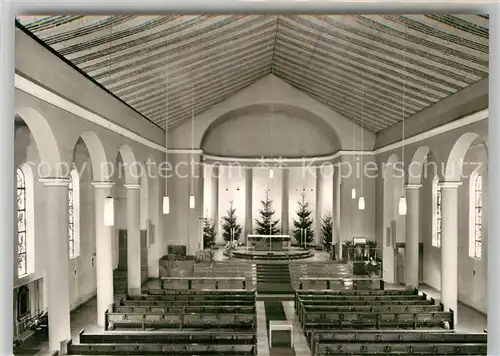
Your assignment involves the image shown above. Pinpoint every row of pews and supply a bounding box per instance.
[295,287,487,355]
[67,289,258,355]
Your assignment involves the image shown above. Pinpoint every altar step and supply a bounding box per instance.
[256,264,293,295]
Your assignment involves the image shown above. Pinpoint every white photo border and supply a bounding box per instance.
[1,1,497,355]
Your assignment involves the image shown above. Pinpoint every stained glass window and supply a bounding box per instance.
[432,176,442,248]
[17,168,27,277]
[473,174,482,259]
[68,175,74,258]
[69,169,79,258]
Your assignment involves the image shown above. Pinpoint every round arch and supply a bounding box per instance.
[407,146,434,185]
[71,131,112,182]
[15,108,63,177]
[117,145,139,185]
[445,132,480,182]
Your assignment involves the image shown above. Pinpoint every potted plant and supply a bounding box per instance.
[364,257,381,277]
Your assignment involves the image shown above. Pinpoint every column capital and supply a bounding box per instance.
[405,183,422,190]
[91,181,114,189]
[439,181,462,189]
[39,177,70,187]
[124,183,141,190]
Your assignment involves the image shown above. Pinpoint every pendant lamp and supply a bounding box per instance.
[104,196,114,227]
[358,85,366,210]
[163,195,170,214]
[398,196,407,215]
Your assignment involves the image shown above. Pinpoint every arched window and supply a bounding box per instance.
[469,172,483,259]
[69,169,80,258]
[17,168,27,276]
[432,175,442,248]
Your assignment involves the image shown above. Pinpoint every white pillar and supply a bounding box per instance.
[189,153,204,254]
[281,169,289,235]
[440,181,461,324]
[40,178,71,352]
[334,168,342,258]
[212,165,221,243]
[315,167,323,246]
[404,184,421,288]
[125,183,141,295]
[245,167,253,239]
[92,182,114,326]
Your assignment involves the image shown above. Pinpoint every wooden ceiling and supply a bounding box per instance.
[16,14,489,132]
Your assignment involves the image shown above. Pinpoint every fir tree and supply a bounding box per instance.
[321,212,333,249]
[221,201,243,242]
[254,188,280,235]
[292,193,314,247]
[202,217,216,249]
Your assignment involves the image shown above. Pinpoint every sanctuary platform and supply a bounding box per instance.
[228,247,314,260]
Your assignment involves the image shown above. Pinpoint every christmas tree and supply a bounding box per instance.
[221,201,243,242]
[321,212,333,249]
[292,193,314,247]
[202,217,216,249]
[254,188,280,235]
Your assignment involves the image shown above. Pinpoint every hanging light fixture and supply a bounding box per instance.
[189,74,195,209]
[163,47,170,215]
[104,23,116,226]
[269,103,274,179]
[398,196,407,215]
[351,113,356,200]
[399,28,408,216]
[163,195,170,214]
[358,196,366,211]
[358,84,365,210]
[104,195,114,227]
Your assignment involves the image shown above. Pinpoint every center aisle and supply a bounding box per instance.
[264,301,296,356]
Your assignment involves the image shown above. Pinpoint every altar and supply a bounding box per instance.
[247,234,291,251]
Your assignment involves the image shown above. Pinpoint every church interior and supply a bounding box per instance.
[12,14,490,356]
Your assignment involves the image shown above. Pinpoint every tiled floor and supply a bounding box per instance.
[282,301,311,356]
[418,284,487,333]
[256,301,271,356]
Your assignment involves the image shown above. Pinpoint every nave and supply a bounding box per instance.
[11,13,493,356]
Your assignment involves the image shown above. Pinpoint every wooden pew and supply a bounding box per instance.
[160,277,248,290]
[298,304,444,325]
[299,277,385,290]
[301,309,455,336]
[295,287,418,296]
[68,338,256,355]
[129,291,255,303]
[78,329,257,344]
[112,303,256,314]
[294,288,420,309]
[315,342,486,355]
[120,299,255,307]
[104,310,257,331]
[143,288,256,296]
[295,292,431,312]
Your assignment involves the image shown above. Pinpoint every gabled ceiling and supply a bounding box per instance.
[16,14,489,132]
